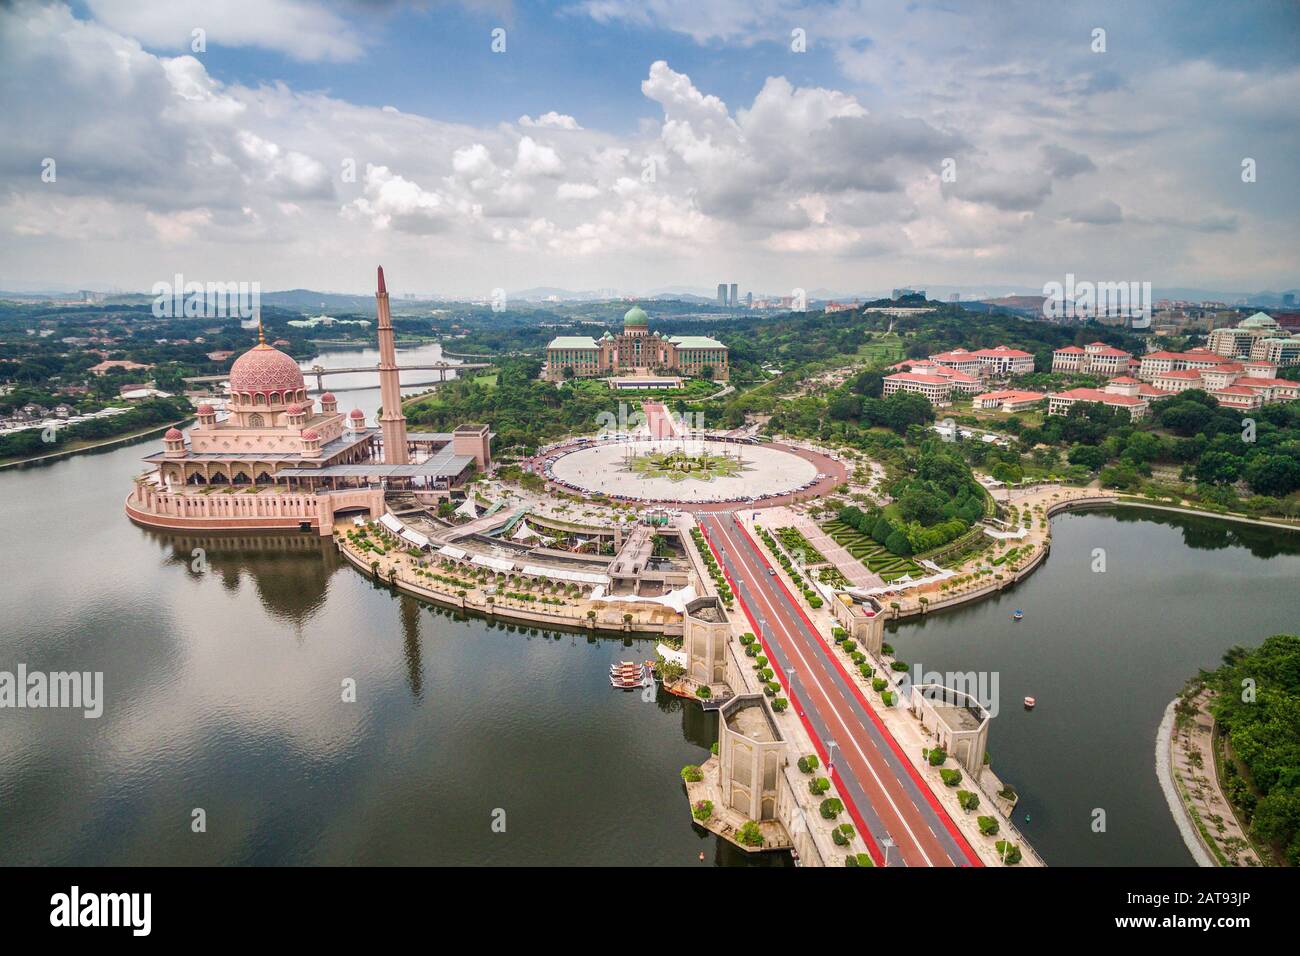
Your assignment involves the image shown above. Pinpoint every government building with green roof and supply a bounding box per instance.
[543,304,729,382]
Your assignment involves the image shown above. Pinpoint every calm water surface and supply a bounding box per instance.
[0,354,784,866]
[890,507,1299,867]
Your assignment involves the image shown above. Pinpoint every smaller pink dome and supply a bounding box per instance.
[320,392,337,403]
[349,408,365,420]
[286,403,305,415]
[196,403,215,415]
[164,427,183,441]
[301,429,320,441]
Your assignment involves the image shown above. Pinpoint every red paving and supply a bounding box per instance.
[698,512,981,868]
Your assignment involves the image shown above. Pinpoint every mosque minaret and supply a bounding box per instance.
[375,265,410,465]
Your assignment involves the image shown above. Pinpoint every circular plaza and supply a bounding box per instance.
[542,438,842,507]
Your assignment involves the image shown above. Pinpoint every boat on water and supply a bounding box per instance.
[609,661,655,689]
[1024,696,1036,709]
[1011,609,1024,621]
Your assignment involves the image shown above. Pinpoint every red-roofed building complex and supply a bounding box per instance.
[1051,341,1134,376]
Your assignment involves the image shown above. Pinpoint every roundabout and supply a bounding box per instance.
[540,437,843,508]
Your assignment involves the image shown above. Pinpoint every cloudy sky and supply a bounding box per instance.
[1,0,1297,297]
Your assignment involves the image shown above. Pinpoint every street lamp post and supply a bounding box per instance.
[826,739,838,776]
[882,836,895,867]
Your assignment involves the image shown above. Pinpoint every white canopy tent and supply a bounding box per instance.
[471,554,516,573]
[519,564,609,586]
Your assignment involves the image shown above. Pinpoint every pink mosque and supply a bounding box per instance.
[127,267,491,535]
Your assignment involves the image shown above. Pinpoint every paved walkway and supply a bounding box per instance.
[1167,690,1261,866]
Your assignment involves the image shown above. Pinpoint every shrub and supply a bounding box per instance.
[832,827,850,845]
[809,776,831,796]
[680,764,704,783]
[851,652,866,665]
[846,853,874,867]
[710,741,719,756]
[692,799,714,822]
[695,685,712,699]
[737,820,764,847]
[957,790,980,812]
[881,642,894,655]
[842,640,857,653]
[890,660,910,672]
[928,747,948,766]
[832,627,847,643]
[772,697,789,712]
[939,768,962,787]
[745,644,758,657]
[838,823,856,840]
[995,840,1022,865]
[881,691,895,707]
[978,815,1000,836]
[798,754,820,774]
[819,798,844,820]
[872,677,888,692]
[739,633,755,645]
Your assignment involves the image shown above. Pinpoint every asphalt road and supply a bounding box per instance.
[697,511,980,867]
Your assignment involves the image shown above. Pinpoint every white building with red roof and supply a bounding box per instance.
[928,345,1035,378]
[1051,341,1133,376]
[1101,358,1298,409]
[883,372,953,405]
[1047,387,1149,420]
[972,390,1046,412]
[971,345,1035,376]
[1137,347,1231,380]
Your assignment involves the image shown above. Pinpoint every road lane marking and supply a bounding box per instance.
[705,514,938,867]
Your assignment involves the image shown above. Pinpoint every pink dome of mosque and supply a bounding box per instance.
[286,402,305,415]
[228,343,305,395]
[196,403,215,415]
[349,408,365,420]
[320,392,336,403]
[164,428,183,440]
[301,429,320,441]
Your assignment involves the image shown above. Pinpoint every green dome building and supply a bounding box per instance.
[543,302,729,382]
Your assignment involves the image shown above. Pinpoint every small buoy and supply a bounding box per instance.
[1025,813,1031,822]
[698,851,705,862]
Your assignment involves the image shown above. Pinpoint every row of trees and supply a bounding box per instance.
[0,396,191,461]
[1205,634,1300,866]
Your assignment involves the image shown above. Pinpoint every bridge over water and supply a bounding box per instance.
[184,362,493,390]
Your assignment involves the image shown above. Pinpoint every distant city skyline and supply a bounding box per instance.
[2,1,1298,295]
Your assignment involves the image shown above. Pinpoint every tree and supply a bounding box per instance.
[884,529,913,556]
[1159,399,1214,436]
[1244,455,1300,498]
[1195,450,1243,485]
[1068,443,1107,470]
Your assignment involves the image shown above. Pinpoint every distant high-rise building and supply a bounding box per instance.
[1284,293,1296,307]
[745,292,753,308]
[717,283,728,306]
[729,283,738,307]
[949,293,960,303]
